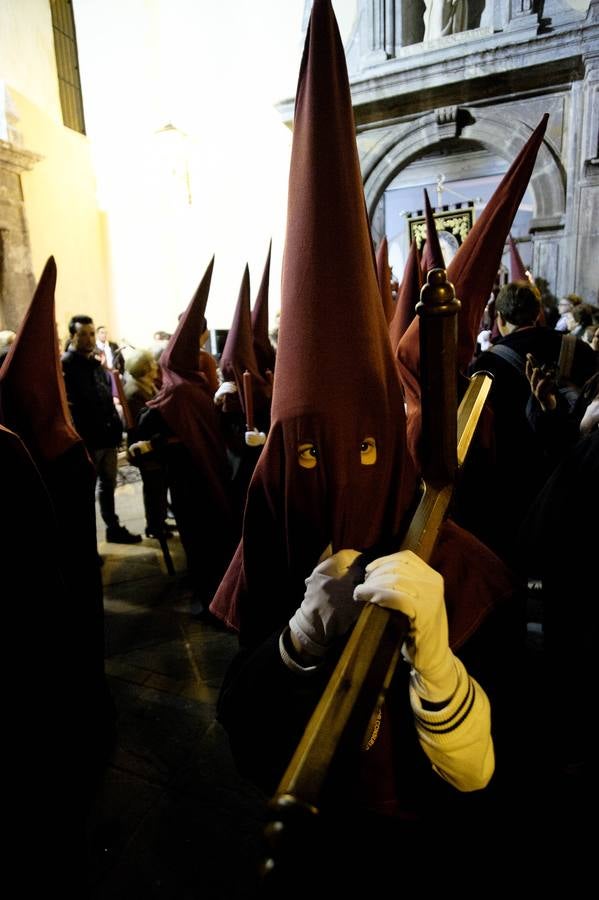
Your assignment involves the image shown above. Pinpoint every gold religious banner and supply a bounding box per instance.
[408,204,475,266]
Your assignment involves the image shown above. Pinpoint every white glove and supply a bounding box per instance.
[477,330,492,352]
[353,550,457,702]
[289,549,363,658]
[213,380,237,405]
[128,440,153,457]
[245,428,266,447]
[580,397,599,435]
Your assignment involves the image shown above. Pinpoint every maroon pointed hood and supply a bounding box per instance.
[389,238,422,354]
[397,114,549,463]
[251,241,276,375]
[508,234,527,281]
[159,256,214,389]
[211,0,416,643]
[147,257,231,487]
[376,237,395,325]
[0,257,81,461]
[420,189,445,276]
[220,264,270,418]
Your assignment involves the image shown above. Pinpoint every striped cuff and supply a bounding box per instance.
[410,657,476,742]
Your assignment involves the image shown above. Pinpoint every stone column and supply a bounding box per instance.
[574,46,599,304]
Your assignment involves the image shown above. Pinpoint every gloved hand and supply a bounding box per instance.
[213,380,238,406]
[245,428,266,447]
[289,549,364,659]
[353,550,457,702]
[127,440,153,464]
[580,397,599,434]
[477,329,492,352]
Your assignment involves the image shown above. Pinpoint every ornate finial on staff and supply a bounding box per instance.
[416,267,461,487]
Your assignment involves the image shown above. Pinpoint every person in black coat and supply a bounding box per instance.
[454,281,597,564]
[62,315,141,544]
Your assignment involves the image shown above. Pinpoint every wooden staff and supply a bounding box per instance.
[261,268,492,879]
[242,370,255,432]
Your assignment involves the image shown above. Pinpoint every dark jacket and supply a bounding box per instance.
[62,350,123,451]
[454,327,597,561]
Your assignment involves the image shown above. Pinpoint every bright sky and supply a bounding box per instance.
[73,0,357,341]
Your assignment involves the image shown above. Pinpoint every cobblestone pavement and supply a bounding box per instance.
[88,474,266,900]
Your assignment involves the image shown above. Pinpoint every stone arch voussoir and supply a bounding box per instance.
[362,107,565,228]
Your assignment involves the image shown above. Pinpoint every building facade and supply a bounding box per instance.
[0,0,110,335]
[285,0,598,303]
[3,2,597,339]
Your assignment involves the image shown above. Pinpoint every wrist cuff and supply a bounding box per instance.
[410,651,459,703]
[279,627,321,673]
[289,609,328,658]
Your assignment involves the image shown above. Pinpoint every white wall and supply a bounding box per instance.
[0,0,62,122]
[72,0,358,346]
[0,0,111,342]
[1,0,357,345]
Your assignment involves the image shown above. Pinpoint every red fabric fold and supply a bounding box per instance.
[389,238,422,354]
[148,257,229,488]
[220,264,270,419]
[508,234,527,281]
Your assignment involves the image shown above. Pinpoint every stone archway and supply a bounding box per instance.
[362,106,566,229]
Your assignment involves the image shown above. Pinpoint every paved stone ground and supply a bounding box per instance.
[87,468,267,899]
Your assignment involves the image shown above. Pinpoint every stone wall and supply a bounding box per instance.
[350,0,598,302]
[281,1,598,302]
[0,141,38,330]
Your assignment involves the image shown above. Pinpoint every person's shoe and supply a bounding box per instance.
[106,524,142,544]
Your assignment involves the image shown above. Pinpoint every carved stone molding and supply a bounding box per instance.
[511,0,535,13]
[362,108,566,228]
[508,0,537,22]
[505,9,539,34]
[434,106,475,140]
[584,157,599,177]
[0,138,40,329]
[0,140,42,176]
